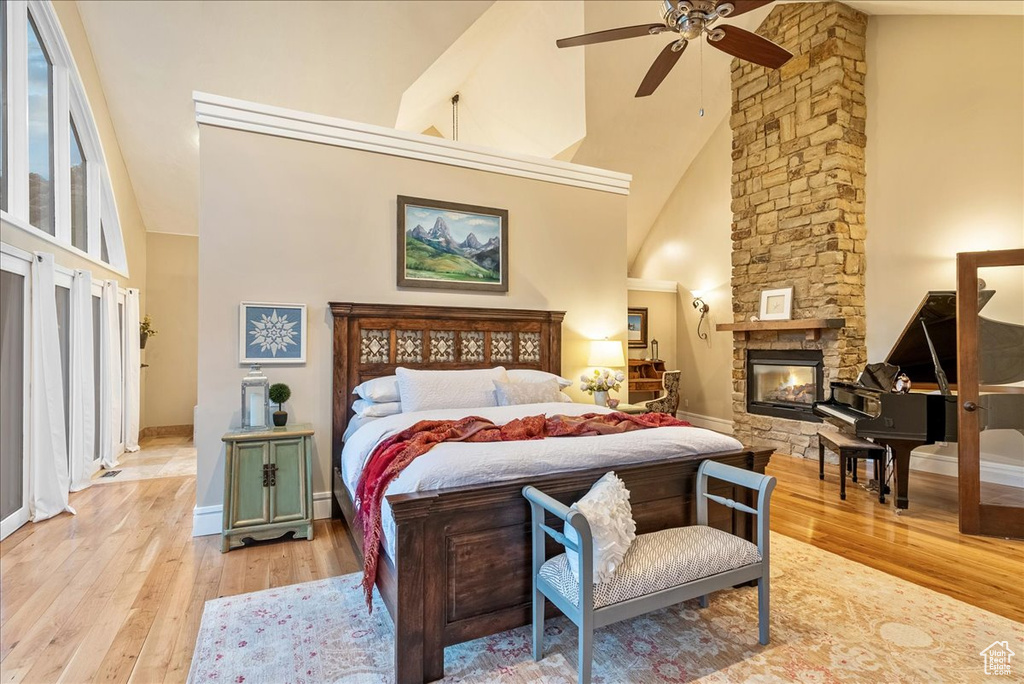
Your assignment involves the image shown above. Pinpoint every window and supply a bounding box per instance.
[0,254,30,540]
[70,118,87,250]
[100,221,109,263]
[1,2,8,213]
[26,15,54,235]
[92,293,101,461]
[55,284,71,454]
[1,1,129,275]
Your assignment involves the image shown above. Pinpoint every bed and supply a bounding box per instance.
[329,302,772,684]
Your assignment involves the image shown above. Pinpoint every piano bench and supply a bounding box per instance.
[817,430,888,503]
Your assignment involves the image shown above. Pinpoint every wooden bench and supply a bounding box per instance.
[818,429,888,503]
[523,461,776,684]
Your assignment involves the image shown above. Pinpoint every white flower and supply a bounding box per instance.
[614,371,625,382]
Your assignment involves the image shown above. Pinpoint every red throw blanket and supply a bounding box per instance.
[354,411,690,609]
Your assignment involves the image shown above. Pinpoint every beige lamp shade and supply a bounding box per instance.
[588,340,626,368]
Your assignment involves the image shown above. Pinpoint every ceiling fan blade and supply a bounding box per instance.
[707,25,792,69]
[635,41,687,98]
[719,0,776,18]
[556,23,667,49]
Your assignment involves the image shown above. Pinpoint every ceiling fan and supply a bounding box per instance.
[556,0,793,98]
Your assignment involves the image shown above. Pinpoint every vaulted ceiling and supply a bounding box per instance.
[75,0,1022,258]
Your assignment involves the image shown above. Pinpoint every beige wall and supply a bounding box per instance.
[626,289,677,401]
[196,126,628,510]
[143,233,198,429]
[629,118,735,422]
[864,15,1023,359]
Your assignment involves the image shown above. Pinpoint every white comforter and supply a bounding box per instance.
[341,403,743,558]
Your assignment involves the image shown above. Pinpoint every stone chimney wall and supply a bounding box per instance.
[729,2,868,458]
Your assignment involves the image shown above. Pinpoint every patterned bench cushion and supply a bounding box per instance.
[539,526,761,609]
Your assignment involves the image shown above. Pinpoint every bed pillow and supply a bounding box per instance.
[351,399,403,418]
[396,366,508,413]
[493,378,563,407]
[353,375,400,403]
[558,391,574,403]
[507,369,573,389]
[564,472,636,584]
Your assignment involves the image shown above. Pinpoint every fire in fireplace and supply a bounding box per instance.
[746,350,824,422]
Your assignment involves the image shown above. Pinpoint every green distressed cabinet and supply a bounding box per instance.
[221,423,314,552]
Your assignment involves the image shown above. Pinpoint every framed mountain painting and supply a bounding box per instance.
[397,195,509,292]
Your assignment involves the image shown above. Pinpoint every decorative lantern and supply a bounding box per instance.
[241,364,269,430]
[651,339,659,361]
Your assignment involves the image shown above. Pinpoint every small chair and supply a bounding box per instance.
[523,460,776,684]
[817,429,888,503]
[641,369,681,414]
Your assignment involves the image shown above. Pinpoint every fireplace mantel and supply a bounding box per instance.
[716,318,846,342]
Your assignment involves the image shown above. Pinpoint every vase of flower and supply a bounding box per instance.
[580,368,624,408]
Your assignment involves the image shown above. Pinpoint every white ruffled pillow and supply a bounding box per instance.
[506,369,573,390]
[351,399,402,418]
[396,366,508,413]
[493,378,563,406]
[564,472,636,584]
[353,375,400,403]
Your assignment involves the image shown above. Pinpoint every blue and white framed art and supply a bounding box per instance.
[239,302,307,364]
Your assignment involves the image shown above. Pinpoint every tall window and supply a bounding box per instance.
[0,269,26,526]
[70,119,87,250]
[55,284,71,454]
[27,15,54,235]
[1,2,8,213]
[2,1,129,274]
[92,293,101,461]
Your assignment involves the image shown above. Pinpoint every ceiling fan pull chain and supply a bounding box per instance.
[699,39,705,117]
[451,93,460,142]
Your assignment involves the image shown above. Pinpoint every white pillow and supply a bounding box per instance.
[493,378,563,406]
[507,369,573,389]
[564,472,636,584]
[353,375,400,403]
[558,391,574,403]
[396,367,508,413]
[351,399,402,418]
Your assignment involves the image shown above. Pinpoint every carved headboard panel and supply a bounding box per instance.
[329,302,565,459]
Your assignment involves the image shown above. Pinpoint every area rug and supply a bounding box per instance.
[188,535,1023,683]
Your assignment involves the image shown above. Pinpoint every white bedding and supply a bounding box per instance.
[341,402,743,558]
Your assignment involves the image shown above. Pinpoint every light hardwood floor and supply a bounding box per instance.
[1,452,1020,683]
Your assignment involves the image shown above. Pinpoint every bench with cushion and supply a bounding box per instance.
[523,460,776,684]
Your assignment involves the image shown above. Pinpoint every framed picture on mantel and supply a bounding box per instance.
[759,287,793,321]
[397,195,509,293]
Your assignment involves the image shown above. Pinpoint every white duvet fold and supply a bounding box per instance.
[340,403,743,559]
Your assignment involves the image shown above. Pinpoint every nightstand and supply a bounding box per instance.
[221,423,314,552]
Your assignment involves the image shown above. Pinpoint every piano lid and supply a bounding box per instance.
[884,290,995,385]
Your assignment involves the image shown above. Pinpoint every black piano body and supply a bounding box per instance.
[815,381,958,509]
[815,288,1024,510]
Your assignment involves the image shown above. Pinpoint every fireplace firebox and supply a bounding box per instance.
[746,350,824,422]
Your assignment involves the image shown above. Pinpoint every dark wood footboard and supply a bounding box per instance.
[333,447,771,683]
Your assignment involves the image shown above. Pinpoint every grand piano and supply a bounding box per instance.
[814,289,1024,510]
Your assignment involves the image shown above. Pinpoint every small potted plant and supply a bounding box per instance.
[140,314,158,350]
[580,368,625,407]
[269,383,291,427]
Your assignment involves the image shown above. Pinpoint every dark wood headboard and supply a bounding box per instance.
[328,302,565,460]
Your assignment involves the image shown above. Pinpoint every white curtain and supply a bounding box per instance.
[69,270,96,491]
[99,280,122,469]
[29,253,74,521]
[124,288,141,452]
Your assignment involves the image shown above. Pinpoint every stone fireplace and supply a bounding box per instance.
[729,2,868,459]
[746,350,824,423]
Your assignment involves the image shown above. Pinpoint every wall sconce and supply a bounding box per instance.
[692,291,710,341]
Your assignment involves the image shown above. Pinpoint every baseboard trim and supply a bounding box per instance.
[910,451,1024,488]
[140,424,194,439]
[192,491,334,537]
[677,410,734,435]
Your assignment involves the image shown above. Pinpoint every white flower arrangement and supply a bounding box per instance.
[580,368,626,394]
